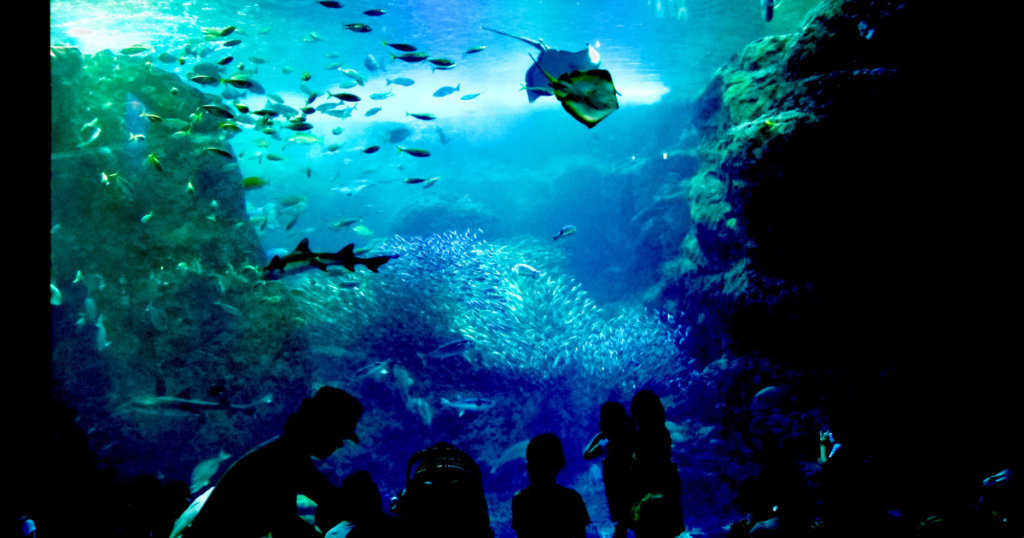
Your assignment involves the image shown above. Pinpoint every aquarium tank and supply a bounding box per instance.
[43,0,1019,537]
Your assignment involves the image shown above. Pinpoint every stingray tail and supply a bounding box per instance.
[482,27,545,52]
[528,54,558,85]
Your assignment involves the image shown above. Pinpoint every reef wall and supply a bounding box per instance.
[649,0,917,372]
[648,0,1017,517]
[50,46,310,484]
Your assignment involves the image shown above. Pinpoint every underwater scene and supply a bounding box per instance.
[46,0,1018,537]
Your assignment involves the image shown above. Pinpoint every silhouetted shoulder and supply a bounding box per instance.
[512,484,590,536]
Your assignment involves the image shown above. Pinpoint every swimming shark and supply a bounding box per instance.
[482,26,600,103]
[440,397,496,417]
[263,238,393,279]
[122,390,273,417]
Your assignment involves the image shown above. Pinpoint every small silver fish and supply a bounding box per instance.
[432,83,460,97]
[512,263,541,278]
[96,314,109,352]
[84,297,98,325]
[554,225,576,240]
[191,449,232,494]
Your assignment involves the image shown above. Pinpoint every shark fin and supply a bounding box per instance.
[295,238,311,253]
[340,244,356,271]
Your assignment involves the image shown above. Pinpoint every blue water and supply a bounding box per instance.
[49,0,826,536]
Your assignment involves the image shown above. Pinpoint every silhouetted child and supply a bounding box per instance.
[631,493,689,538]
[630,390,683,536]
[318,470,401,538]
[512,433,590,538]
[584,401,635,538]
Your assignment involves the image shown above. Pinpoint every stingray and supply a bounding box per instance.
[529,55,619,128]
[483,27,600,103]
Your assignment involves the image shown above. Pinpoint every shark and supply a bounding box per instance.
[263,238,393,279]
[482,26,600,103]
[440,397,496,417]
[122,389,273,417]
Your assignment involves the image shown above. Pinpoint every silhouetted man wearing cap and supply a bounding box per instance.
[182,387,364,538]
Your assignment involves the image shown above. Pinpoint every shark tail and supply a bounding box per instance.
[455,83,460,92]
[360,255,391,273]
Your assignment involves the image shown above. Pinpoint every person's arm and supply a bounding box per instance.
[511,492,521,536]
[583,431,608,460]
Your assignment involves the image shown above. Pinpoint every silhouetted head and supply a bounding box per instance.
[631,390,666,428]
[316,470,382,530]
[599,401,629,436]
[342,470,382,514]
[284,387,363,459]
[526,433,566,482]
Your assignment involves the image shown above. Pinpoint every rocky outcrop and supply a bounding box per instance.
[50,47,309,481]
[649,0,918,371]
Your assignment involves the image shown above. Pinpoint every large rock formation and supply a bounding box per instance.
[647,0,1018,521]
[50,47,310,482]
[650,0,918,372]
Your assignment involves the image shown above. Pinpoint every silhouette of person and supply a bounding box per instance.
[631,493,689,538]
[317,470,401,538]
[630,390,683,535]
[584,401,635,538]
[181,387,364,538]
[512,433,590,538]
